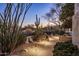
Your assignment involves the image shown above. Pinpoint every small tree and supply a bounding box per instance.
[43,4,63,35]
[59,3,74,30]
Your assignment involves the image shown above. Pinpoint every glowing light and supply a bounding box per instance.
[53,36,59,40]
[37,41,53,46]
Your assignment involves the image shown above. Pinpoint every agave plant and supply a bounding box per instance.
[0,3,32,55]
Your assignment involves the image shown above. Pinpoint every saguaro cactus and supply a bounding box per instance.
[35,14,40,29]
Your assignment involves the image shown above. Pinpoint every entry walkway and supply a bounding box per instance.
[11,36,59,56]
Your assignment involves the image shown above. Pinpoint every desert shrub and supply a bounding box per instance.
[33,29,44,41]
[53,40,79,56]
[52,30,65,35]
[59,30,65,35]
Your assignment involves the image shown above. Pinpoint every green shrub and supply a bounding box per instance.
[53,40,79,56]
[33,29,44,41]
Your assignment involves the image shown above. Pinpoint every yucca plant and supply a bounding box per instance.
[0,3,32,55]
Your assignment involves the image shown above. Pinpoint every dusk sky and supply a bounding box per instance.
[0,3,56,27]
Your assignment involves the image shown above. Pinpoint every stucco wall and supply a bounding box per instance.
[72,3,79,47]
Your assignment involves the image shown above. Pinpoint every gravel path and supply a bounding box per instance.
[11,36,59,56]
